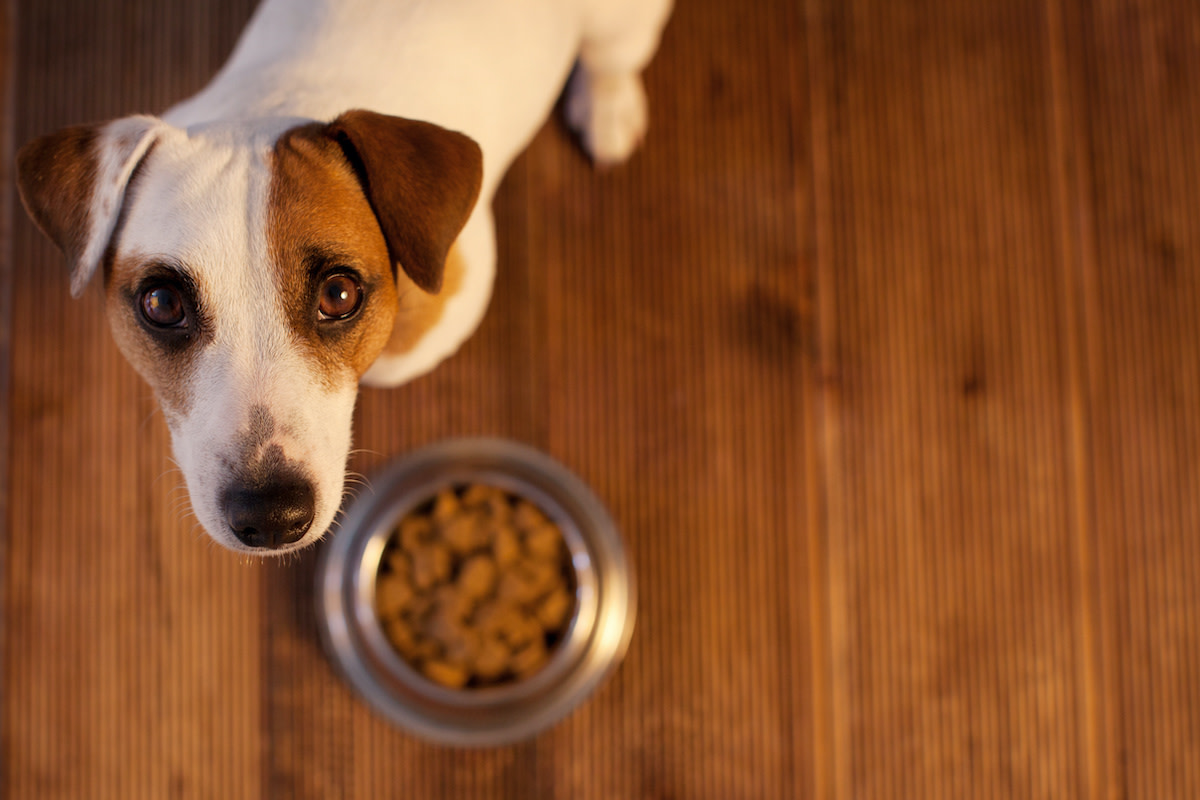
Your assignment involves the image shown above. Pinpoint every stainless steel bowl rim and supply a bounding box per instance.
[315,437,636,747]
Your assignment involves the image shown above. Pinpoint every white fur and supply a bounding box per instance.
[96,0,672,552]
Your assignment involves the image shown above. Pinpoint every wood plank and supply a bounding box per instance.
[0,1,13,786]
[1063,0,1200,796]
[811,1,1089,796]
[1044,0,1107,795]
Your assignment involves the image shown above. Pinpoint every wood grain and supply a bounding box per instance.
[812,1,1087,796]
[0,0,11,789]
[1063,1,1200,796]
[3,0,1198,798]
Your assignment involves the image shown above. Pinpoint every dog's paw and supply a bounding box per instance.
[565,67,648,166]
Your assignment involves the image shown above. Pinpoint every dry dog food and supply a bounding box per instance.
[375,484,576,689]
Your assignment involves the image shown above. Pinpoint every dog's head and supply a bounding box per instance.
[16,110,482,553]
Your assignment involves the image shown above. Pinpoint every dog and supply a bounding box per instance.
[16,0,672,554]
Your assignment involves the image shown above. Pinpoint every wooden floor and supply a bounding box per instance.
[3,0,1199,797]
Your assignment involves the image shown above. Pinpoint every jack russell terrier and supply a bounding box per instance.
[16,0,672,554]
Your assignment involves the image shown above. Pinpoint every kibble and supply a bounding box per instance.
[375,484,575,689]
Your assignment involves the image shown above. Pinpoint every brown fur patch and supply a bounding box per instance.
[382,243,466,357]
[268,124,401,384]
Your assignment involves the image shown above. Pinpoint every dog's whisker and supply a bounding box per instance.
[154,469,186,490]
[184,522,213,554]
[170,506,197,522]
[169,494,200,526]
[344,470,373,490]
[168,493,194,511]
[138,401,165,434]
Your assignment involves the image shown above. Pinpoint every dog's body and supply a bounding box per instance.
[17,0,671,553]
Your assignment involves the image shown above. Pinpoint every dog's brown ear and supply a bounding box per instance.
[326,109,482,294]
[17,116,161,297]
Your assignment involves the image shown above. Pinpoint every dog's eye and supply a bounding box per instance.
[318,273,364,321]
[141,285,187,328]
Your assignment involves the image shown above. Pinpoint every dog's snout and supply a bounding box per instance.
[223,481,316,549]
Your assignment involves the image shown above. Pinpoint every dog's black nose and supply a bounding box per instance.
[223,482,316,549]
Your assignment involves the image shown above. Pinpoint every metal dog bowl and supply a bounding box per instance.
[315,438,635,746]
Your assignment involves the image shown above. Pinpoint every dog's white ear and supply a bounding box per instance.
[16,116,162,297]
[326,109,483,294]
